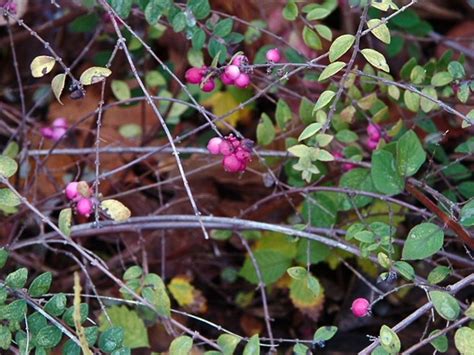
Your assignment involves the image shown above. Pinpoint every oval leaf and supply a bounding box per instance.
[59,208,72,237]
[429,290,460,321]
[319,61,345,81]
[0,155,18,178]
[30,56,56,78]
[361,49,390,72]
[51,73,66,105]
[80,66,112,85]
[402,223,444,260]
[100,199,131,222]
[329,34,355,62]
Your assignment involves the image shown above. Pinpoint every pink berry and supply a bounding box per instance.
[367,124,381,141]
[185,67,205,84]
[65,182,79,200]
[232,55,247,66]
[223,154,243,173]
[207,137,223,155]
[266,48,281,63]
[235,149,250,163]
[52,118,67,129]
[367,138,379,151]
[201,79,216,92]
[343,163,356,171]
[351,298,370,318]
[234,73,250,89]
[333,151,343,159]
[51,127,67,141]
[220,73,234,85]
[40,127,54,139]
[77,198,93,217]
[225,65,241,80]
[219,140,233,156]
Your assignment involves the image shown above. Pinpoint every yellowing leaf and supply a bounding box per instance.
[79,66,112,85]
[30,56,56,78]
[367,19,391,44]
[51,73,66,104]
[289,274,325,321]
[329,34,355,62]
[361,49,390,72]
[100,199,131,221]
[202,91,252,127]
[168,276,207,314]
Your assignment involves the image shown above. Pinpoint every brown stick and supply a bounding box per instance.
[406,182,474,249]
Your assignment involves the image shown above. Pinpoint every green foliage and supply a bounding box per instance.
[429,291,460,321]
[169,335,193,354]
[402,223,444,260]
[28,272,52,297]
[99,326,124,352]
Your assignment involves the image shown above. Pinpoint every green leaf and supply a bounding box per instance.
[1,300,26,321]
[287,266,307,280]
[51,73,66,105]
[217,334,241,355]
[403,90,420,112]
[58,208,72,237]
[63,303,89,327]
[30,55,56,78]
[275,99,292,130]
[420,86,438,113]
[282,0,298,21]
[0,248,8,268]
[191,28,206,49]
[336,129,357,143]
[6,267,28,289]
[339,168,375,210]
[318,61,345,81]
[123,266,143,281]
[99,326,124,352]
[313,326,338,342]
[367,19,391,44]
[393,261,415,280]
[0,188,21,207]
[145,0,169,25]
[171,12,186,32]
[313,90,335,113]
[430,290,460,321]
[379,325,401,354]
[44,293,67,316]
[431,71,453,87]
[410,65,426,84]
[100,199,131,222]
[402,223,444,260]
[427,266,451,284]
[240,249,292,285]
[28,272,52,297]
[293,343,309,355]
[0,325,11,350]
[465,303,474,319]
[460,199,474,227]
[361,49,390,72]
[243,334,260,355]
[99,306,149,349]
[447,61,465,80]
[110,0,132,18]
[145,70,166,87]
[315,24,332,41]
[303,192,338,227]
[306,7,330,20]
[0,155,18,178]
[256,113,275,146]
[298,123,322,141]
[169,335,193,355]
[454,327,473,354]
[302,26,322,50]
[36,325,63,348]
[213,19,233,37]
[188,0,210,20]
[371,149,404,195]
[80,66,112,85]
[142,273,171,317]
[428,330,448,353]
[396,130,426,177]
[329,34,355,62]
[119,124,142,139]
[295,240,330,265]
[111,80,131,101]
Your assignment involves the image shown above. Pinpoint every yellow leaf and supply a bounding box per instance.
[100,199,131,222]
[168,276,207,313]
[30,56,56,78]
[79,66,112,85]
[201,91,252,127]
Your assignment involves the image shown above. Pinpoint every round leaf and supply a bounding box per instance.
[402,223,444,260]
[30,56,56,78]
[80,66,112,85]
[28,272,52,297]
[100,199,131,222]
[429,290,460,321]
[0,155,18,178]
[169,335,193,355]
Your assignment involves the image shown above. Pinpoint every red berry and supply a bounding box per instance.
[201,78,216,92]
[77,198,93,217]
[234,73,250,89]
[266,48,281,62]
[185,67,205,84]
[207,137,223,155]
[351,298,370,317]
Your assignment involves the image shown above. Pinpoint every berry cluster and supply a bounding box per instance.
[65,181,94,217]
[367,123,382,150]
[0,0,17,13]
[333,151,356,171]
[207,135,253,173]
[40,118,68,141]
[185,48,281,92]
[351,297,370,318]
